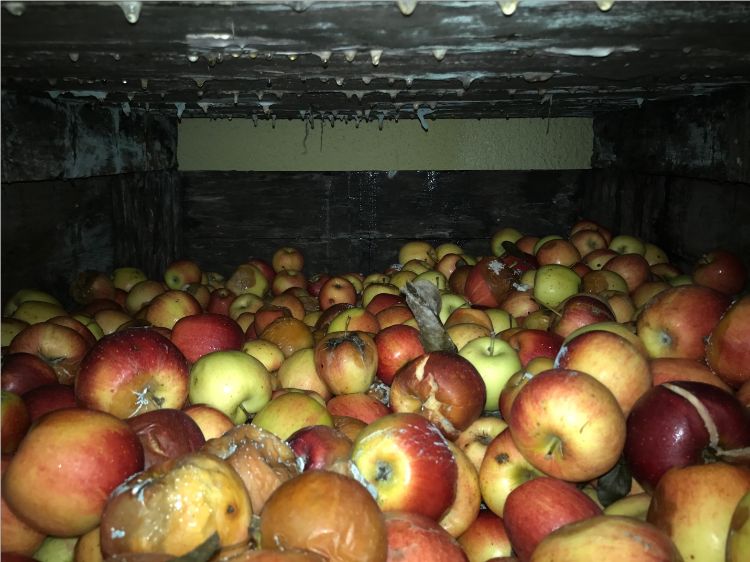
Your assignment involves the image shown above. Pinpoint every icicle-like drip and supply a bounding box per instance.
[377,112,385,130]
[194,78,206,88]
[416,107,434,132]
[174,103,186,119]
[314,51,332,65]
[370,49,383,66]
[118,1,142,24]
[362,76,373,85]
[198,102,211,114]
[433,48,447,62]
[344,49,357,63]
[288,53,298,61]
[397,0,418,16]
[112,53,121,61]
[498,0,518,16]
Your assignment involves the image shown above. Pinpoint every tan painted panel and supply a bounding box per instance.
[178,118,592,171]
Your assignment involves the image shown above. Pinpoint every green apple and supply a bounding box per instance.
[189,350,273,424]
[33,536,79,562]
[251,390,333,440]
[533,234,563,255]
[533,265,581,310]
[668,274,694,287]
[435,242,465,260]
[490,227,523,256]
[13,300,68,324]
[229,292,264,320]
[414,270,448,290]
[111,267,148,292]
[643,243,669,266]
[163,259,202,290]
[727,491,750,562]
[3,288,61,316]
[438,291,469,323]
[485,309,516,334]
[609,234,646,255]
[1,317,29,347]
[71,314,105,340]
[459,336,522,411]
[603,492,651,521]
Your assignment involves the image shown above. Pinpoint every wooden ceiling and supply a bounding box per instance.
[2,1,750,125]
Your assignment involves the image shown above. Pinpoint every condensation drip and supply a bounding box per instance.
[3,3,25,16]
[596,0,615,11]
[68,52,80,63]
[140,78,148,89]
[198,102,211,114]
[187,53,199,63]
[118,1,142,24]
[174,102,186,119]
[397,0,418,16]
[370,49,383,66]
[344,49,356,62]
[498,0,518,16]
[121,102,131,116]
[416,107,434,131]
[315,51,332,65]
[433,48,447,61]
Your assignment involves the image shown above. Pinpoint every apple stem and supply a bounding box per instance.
[489,336,496,355]
[662,383,720,451]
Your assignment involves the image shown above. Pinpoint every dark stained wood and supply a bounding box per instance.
[181,169,585,275]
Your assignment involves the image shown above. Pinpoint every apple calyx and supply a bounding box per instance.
[662,382,750,465]
[132,387,166,415]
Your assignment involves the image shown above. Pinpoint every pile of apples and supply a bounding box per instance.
[2,218,749,562]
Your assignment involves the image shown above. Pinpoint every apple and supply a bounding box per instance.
[693,248,748,296]
[270,292,307,321]
[603,253,651,293]
[22,382,77,421]
[727,491,750,562]
[1,456,47,556]
[509,369,626,482]
[456,509,512,562]
[650,357,732,391]
[206,287,236,316]
[70,270,116,305]
[271,269,307,296]
[435,253,468,281]
[73,526,102,562]
[2,316,29,347]
[362,282,401,309]
[377,303,416,328]
[126,407,205,469]
[184,282,211,309]
[602,492,652,520]
[390,351,486,439]
[550,293,615,339]
[464,257,516,308]
[636,285,731,360]
[705,294,750,388]
[569,229,607,258]
[226,263,269,297]
[624,380,750,493]
[532,265,581,310]
[455,415,509,472]
[125,279,165,314]
[365,292,405,316]
[3,407,144,537]
[515,235,539,255]
[581,248,618,271]
[31,536,79,562]
[326,306,380,334]
[43,316,94,350]
[581,269,629,295]
[500,289,539,322]
[326,392,390,424]
[459,336,522,412]
[374,324,425,385]
[171,312,245,364]
[9,321,90,385]
[503,328,563,367]
[306,272,331,297]
[259,470,388,562]
[491,227,523,256]
[554,329,652,415]
[259,317,314,358]
[163,259,202,290]
[647,463,750,562]
[252,390,334,440]
[530,515,682,562]
[503,476,601,562]
[650,262,682,281]
[100,451,251,557]
[384,510,469,561]
[76,328,190,418]
[111,267,148,292]
[398,240,437,267]
[631,280,670,309]
[437,292,469,324]
[446,322,492,350]
[11,300,68,325]
[317,276,357,311]
[314,331,378,395]
[564,320,648,356]
[1,390,30,453]
[351,412,457,519]
[609,234,646,255]
[144,289,202,330]
[1,351,58,394]
[253,304,292,335]
[189,349,272,424]
[445,307,493,330]
[535,239,581,268]
[437,440,482,538]
[229,292,264,319]
[277,347,332,401]
[478,428,544,517]
[3,288,62,316]
[182,403,235,440]
[242,338,286,372]
[286,424,353,474]
[272,246,305,273]
[449,264,472,295]
[92,308,132,335]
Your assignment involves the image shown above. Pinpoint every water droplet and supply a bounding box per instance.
[377,112,385,130]
[3,2,25,16]
[48,91,61,99]
[233,91,239,105]
[121,102,131,116]
[498,0,517,16]
[127,92,135,101]
[405,77,413,88]
[248,50,258,59]
[315,51,332,65]
[416,107,434,131]
[68,52,79,63]
[112,52,121,61]
[682,46,692,54]
[288,53,298,61]
[335,77,344,86]
[140,78,148,90]
[292,1,311,12]
[118,1,142,24]
[362,76,372,85]
[187,53,199,63]
[397,0,418,16]
[174,102,186,119]
[194,78,206,88]
[596,0,615,11]
[198,102,211,114]
[370,49,383,66]
[432,48,447,61]
[522,72,554,83]
[636,97,644,108]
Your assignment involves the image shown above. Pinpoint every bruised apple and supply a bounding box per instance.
[126,408,205,468]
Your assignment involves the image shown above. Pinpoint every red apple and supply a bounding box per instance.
[1,456,47,555]
[351,412,458,520]
[171,312,245,364]
[270,292,307,321]
[535,239,581,268]
[247,257,276,283]
[76,328,190,418]
[636,285,731,360]
[503,328,563,367]
[326,306,380,334]
[500,289,540,322]
[21,382,77,421]
[1,390,30,453]
[206,287,236,316]
[286,424,353,474]
[509,369,626,482]
[182,403,235,440]
[376,303,416,329]
[390,351,486,439]
[1,351,58,394]
[464,257,516,307]
[650,357,733,392]
[271,270,307,296]
[456,509,513,562]
[365,292,405,316]
[693,248,748,296]
[503,476,602,562]
[164,259,202,290]
[126,408,206,468]
[455,415,509,472]
[2,407,144,536]
[569,219,612,245]
[47,314,98,348]
[550,293,615,339]
[306,272,331,297]
[70,270,117,305]
[582,248,618,270]
[384,510,469,562]
[8,321,90,385]
[374,324,425,385]
[318,276,357,311]
[326,392,390,424]
[569,229,608,258]
[603,253,651,293]
[226,264,269,298]
[144,289,202,330]
[314,331,378,395]
[624,380,750,493]
[705,294,750,388]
